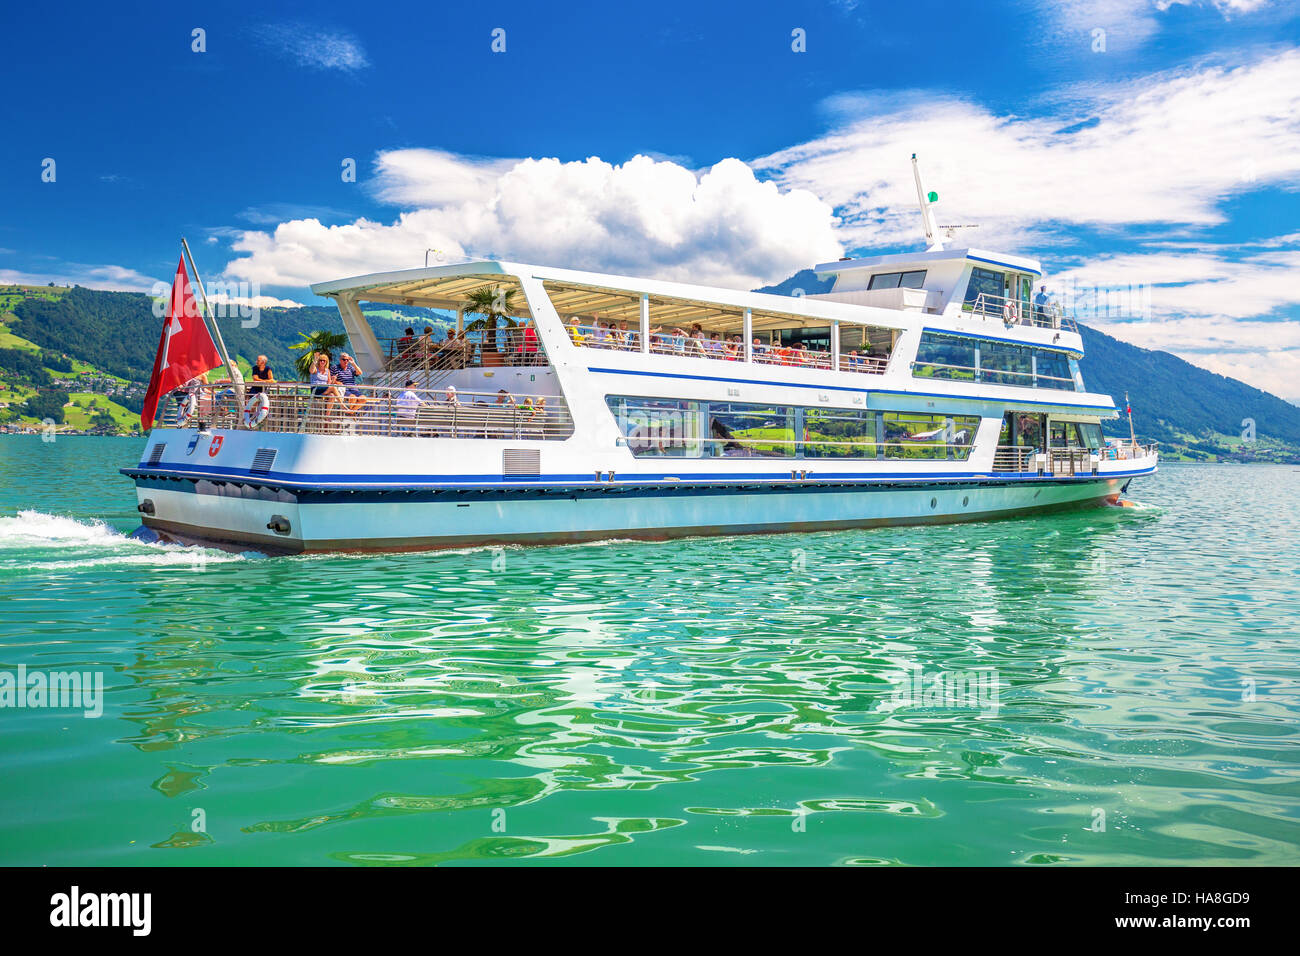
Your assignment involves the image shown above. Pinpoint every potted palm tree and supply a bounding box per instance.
[463,286,519,367]
[290,330,350,378]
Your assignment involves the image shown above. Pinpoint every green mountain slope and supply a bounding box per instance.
[8,286,451,383]
[1077,324,1300,453]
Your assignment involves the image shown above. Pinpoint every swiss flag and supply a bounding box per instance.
[140,258,224,431]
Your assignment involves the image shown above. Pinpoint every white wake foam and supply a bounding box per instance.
[0,510,130,548]
[0,510,252,570]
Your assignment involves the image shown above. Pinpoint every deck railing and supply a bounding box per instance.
[967,293,1079,333]
[992,445,1035,472]
[380,326,549,379]
[1101,441,1158,461]
[160,382,573,440]
[564,323,890,375]
[992,442,1157,472]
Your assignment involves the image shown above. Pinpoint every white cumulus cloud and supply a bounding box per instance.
[222,153,844,290]
[0,263,161,292]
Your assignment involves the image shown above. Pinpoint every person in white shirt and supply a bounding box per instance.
[395,379,421,434]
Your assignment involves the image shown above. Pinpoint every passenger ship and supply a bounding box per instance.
[124,168,1157,553]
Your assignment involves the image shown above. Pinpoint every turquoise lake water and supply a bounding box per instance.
[0,435,1296,866]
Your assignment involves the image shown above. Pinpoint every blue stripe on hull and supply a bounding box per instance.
[122,463,1155,491]
[133,475,1130,554]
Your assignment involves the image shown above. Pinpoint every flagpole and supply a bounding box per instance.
[1125,390,1137,454]
[181,237,243,388]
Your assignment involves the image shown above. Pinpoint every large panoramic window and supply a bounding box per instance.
[913,332,1080,391]
[605,396,703,457]
[978,339,1035,387]
[881,413,979,460]
[608,396,978,461]
[802,407,879,459]
[913,333,978,382]
[708,402,796,458]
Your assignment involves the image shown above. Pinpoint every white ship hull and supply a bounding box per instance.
[126,428,1152,554]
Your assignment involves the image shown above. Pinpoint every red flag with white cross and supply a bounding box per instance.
[140,257,224,431]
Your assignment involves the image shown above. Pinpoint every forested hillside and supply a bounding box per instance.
[9,287,449,382]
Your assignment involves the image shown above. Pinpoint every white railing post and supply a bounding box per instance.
[743,308,753,363]
[831,321,840,371]
[639,293,650,354]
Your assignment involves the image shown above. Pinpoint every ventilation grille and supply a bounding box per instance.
[250,448,278,475]
[502,448,541,477]
[146,443,166,466]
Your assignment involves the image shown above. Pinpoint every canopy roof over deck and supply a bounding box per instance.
[310,260,914,333]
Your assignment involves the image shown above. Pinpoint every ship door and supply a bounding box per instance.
[1001,411,1045,451]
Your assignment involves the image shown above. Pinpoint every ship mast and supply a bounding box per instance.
[911,153,944,252]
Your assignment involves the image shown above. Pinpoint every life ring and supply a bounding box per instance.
[175,392,197,426]
[243,392,271,428]
[1003,300,1016,324]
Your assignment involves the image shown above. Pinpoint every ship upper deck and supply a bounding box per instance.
[311,258,1084,364]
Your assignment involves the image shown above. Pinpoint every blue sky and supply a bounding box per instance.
[2,0,1299,398]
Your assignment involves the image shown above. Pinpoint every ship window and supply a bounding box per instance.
[1051,421,1102,450]
[608,396,977,461]
[868,270,927,290]
[1034,350,1074,390]
[964,267,1003,306]
[803,407,879,459]
[882,413,979,460]
[604,397,703,457]
[914,333,978,381]
[978,339,1035,386]
[707,402,796,458]
[914,332,1079,391]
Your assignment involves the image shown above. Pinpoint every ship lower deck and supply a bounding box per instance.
[125,469,1145,554]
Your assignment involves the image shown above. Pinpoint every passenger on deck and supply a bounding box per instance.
[396,379,421,434]
[687,324,706,356]
[417,326,435,352]
[752,338,767,362]
[619,321,636,350]
[591,319,609,348]
[442,329,468,368]
[332,353,365,414]
[398,327,415,352]
[442,384,460,406]
[249,355,274,394]
[309,353,341,419]
[520,322,540,363]
[568,317,586,346]
[1034,286,1050,325]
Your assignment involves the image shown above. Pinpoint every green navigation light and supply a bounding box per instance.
[927,191,939,202]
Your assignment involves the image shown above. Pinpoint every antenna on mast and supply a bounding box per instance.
[911,153,944,252]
